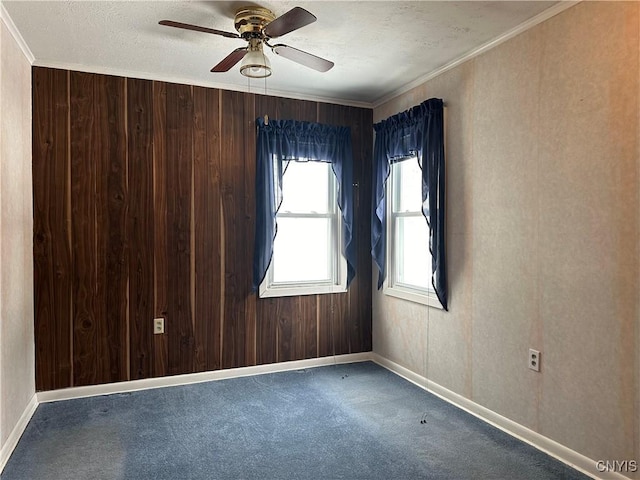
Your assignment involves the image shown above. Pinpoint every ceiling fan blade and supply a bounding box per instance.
[159,20,240,39]
[211,47,247,72]
[271,44,334,72]
[263,7,316,38]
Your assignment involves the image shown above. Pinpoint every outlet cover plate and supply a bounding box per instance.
[154,318,165,335]
[528,348,540,372]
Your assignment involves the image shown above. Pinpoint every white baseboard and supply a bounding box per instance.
[37,352,373,403]
[11,353,630,480]
[0,393,38,474]
[5,354,372,472]
[371,353,635,480]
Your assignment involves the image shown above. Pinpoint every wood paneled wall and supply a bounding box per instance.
[32,67,373,391]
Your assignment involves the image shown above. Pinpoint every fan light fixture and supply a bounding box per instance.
[240,39,271,78]
[159,6,334,77]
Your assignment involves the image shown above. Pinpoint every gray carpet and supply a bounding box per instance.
[2,362,589,480]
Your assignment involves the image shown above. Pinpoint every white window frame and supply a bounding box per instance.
[259,160,347,298]
[383,156,444,309]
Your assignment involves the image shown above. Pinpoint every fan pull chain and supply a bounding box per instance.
[263,48,269,125]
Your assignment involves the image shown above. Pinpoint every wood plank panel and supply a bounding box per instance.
[272,97,319,361]
[346,105,373,353]
[220,90,247,369]
[192,86,207,373]
[243,93,257,366]
[287,99,320,359]
[207,89,224,371]
[277,96,317,123]
[69,71,99,386]
[336,105,369,354]
[254,94,279,123]
[357,108,374,352]
[256,297,278,365]
[278,296,318,362]
[253,96,320,364]
[193,86,222,372]
[96,74,128,383]
[317,102,353,356]
[318,292,349,356]
[33,68,373,390]
[165,82,194,375]
[276,299,293,362]
[128,78,155,380]
[92,74,108,384]
[343,106,362,353]
[32,67,72,391]
[254,94,280,366]
[296,295,318,360]
[152,81,168,377]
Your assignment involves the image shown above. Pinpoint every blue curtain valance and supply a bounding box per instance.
[371,98,448,310]
[252,117,355,291]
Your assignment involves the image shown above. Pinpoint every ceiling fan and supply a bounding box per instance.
[159,6,334,78]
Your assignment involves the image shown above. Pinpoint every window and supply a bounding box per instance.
[371,99,447,310]
[252,118,355,295]
[385,156,442,308]
[259,160,347,298]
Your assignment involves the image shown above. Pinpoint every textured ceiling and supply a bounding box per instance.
[4,1,560,106]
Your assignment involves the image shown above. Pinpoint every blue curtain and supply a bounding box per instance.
[371,98,447,310]
[252,117,355,291]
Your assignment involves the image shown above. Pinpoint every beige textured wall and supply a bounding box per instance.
[0,17,34,447]
[373,1,639,472]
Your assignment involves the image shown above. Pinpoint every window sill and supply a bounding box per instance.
[259,283,347,298]
[383,285,444,309]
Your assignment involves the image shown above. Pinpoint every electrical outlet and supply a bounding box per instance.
[528,349,540,372]
[154,318,165,335]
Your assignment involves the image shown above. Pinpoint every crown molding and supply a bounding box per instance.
[0,2,35,64]
[372,0,581,109]
[4,1,583,111]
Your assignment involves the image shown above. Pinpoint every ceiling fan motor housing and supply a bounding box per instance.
[234,7,276,39]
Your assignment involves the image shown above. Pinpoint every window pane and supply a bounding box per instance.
[273,217,331,283]
[392,159,422,213]
[394,215,431,290]
[279,161,331,214]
